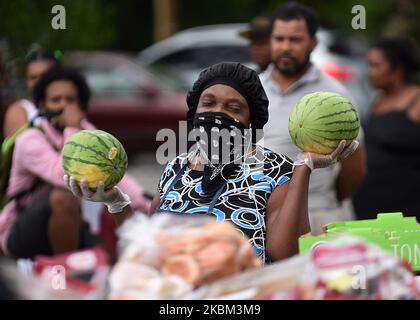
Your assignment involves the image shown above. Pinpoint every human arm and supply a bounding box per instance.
[3,102,28,137]
[148,191,161,216]
[266,140,359,261]
[18,127,80,188]
[148,160,177,215]
[266,165,311,260]
[18,105,88,187]
[51,103,86,129]
[64,177,158,227]
[117,174,152,214]
[64,176,134,227]
[336,144,366,201]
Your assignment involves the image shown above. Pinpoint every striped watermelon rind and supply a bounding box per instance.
[288,92,360,155]
[62,130,128,190]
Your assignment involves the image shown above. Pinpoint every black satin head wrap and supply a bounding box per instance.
[186,62,269,134]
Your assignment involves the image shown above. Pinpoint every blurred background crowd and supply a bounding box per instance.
[0,0,419,232]
[1,0,420,138]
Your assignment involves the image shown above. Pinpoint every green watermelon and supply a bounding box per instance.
[288,92,360,155]
[62,130,128,190]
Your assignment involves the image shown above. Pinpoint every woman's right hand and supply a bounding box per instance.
[55,104,86,129]
[63,175,131,213]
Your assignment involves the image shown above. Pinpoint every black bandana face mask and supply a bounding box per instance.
[192,112,248,165]
[190,112,251,194]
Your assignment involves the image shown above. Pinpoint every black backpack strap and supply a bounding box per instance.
[29,118,59,152]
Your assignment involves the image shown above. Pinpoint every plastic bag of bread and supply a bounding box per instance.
[108,214,262,299]
[108,261,192,299]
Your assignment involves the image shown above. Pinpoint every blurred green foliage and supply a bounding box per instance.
[0,0,116,88]
[0,0,419,70]
[0,0,115,58]
[2,1,418,52]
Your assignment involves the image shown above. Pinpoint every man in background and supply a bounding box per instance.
[260,2,366,234]
[239,12,273,73]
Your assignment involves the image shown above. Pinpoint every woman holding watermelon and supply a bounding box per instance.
[66,62,358,262]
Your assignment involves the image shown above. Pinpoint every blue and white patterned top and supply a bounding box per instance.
[157,145,294,262]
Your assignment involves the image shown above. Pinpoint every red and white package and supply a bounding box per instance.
[284,235,420,300]
[33,246,110,299]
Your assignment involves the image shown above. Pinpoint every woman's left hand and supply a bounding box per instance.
[294,140,359,171]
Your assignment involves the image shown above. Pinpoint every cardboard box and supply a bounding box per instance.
[299,212,420,272]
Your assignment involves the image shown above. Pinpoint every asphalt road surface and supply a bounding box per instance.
[126,152,165,196]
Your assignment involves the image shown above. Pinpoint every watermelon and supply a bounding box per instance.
[62,130,128,190]
[288,92,360,155]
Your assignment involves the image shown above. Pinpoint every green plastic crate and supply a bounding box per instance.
[299,212,420,272]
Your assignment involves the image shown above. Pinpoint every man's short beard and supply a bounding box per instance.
[274,53,311,77]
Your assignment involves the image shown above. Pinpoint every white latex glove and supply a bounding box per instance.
[64,175,131,213]
[294,140,359,171]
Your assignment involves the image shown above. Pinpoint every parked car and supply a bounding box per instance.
[63,52,188,155]
[138,24,256,86]
[138,24,373,123]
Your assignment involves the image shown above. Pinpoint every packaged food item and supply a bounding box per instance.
[299,212,420,272]
[287,236,418,299]
[108,214,262,299]
[0,246,110,300]
[191,234,420,300]
[108,261,192,300]
[188,253,307,300]
[33,246,110,299]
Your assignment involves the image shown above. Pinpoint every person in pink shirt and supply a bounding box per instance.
[3,49,59,139]
[0,67,149,259]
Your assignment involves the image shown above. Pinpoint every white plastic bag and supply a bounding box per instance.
[109,214,262,299]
